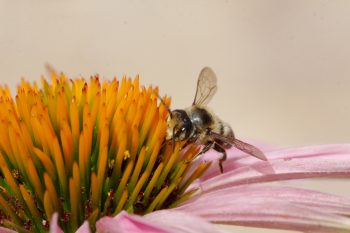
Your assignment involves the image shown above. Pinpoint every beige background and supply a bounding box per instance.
[1,1,349,232]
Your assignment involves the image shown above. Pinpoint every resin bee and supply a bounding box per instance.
[164,67,267,173]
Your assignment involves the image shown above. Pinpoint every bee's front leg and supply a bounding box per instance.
[191,141,214,162]
[199,141,214,155]
[181,131,198,150]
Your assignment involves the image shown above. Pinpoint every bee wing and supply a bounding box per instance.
[210,131,267,161]
[233,138,267,161]
[192,67,218,106]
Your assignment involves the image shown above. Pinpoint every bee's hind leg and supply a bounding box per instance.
[213,143,226,173]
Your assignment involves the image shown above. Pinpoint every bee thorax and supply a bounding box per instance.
[186,106,213,129]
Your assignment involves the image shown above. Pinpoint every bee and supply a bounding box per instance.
[164,67,267,173]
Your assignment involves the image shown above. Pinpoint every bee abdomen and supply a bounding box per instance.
[223,123,234,138]
[218,121,234,149]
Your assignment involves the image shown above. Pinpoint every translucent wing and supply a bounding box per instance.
[192,67,218,106]
[210,131,267,161]
[233,139,267,161]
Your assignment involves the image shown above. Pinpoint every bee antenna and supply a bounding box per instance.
[154,92,173,118]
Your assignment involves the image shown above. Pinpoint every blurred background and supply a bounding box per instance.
[1,1,349,232]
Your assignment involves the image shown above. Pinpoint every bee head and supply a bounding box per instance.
[154,92,193,142]
[166,109,193,141]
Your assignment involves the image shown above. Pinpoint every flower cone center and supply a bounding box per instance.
[0,72,211,232]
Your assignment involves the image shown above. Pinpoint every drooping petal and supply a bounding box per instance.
[96,211,170,233]
[145,210,228,233]
[178,186,350,216]
[95,210,227,233]
[75,221,91,233]
[49,213,91,233]
[201,144,350,181]
[199,146,350,193]
[49,213,64,233]
[175,186,350,232]
[0,227,17,233]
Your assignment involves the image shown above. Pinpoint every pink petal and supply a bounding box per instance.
[50,213,64,233]
[179,186,350,216]
[96,210,227,233]
[0,227,17,233]
[199,146,350,193]
[75,221,91,233]
[145,210,228,233]
[96,211,170,233]
[175,186,350,232]
[201,144,350,180]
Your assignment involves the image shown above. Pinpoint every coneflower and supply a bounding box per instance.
[1,70,350,233]
[0,71,209,232]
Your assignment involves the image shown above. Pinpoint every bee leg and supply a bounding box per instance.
[172,125,178,152]
[181,140,191,150]
[200,141,214,155]
[213,143,226,173]
[181,134,198,150]
[191,141,214,162]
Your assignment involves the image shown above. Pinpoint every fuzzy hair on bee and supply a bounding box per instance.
[162,67,267,173]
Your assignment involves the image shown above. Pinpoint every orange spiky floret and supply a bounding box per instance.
[0,72,211,232]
